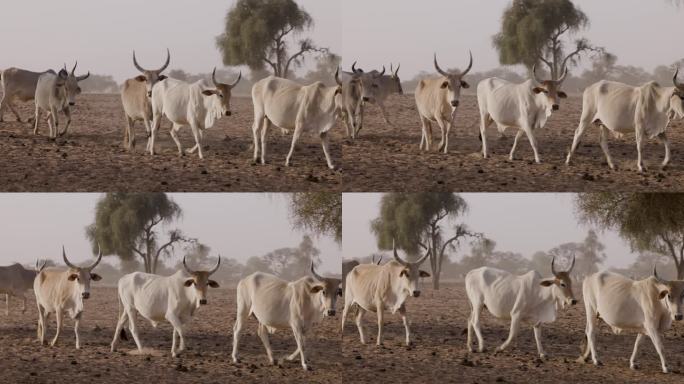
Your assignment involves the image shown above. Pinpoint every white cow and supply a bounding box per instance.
[465,256,576,358]
[415,53,473,153]
[336,65,364,139]
[34,63,90,138]
[110,257,221,357]
[579,267,684,373]
[121,49,171,151]
[251,71,343,169]
[34,246,102,349]
[231,262,342,371]
[149,68,241,159]
[0,262,38,315]
[566,70,684,172]
[477,65,568,163]
[341,241,431,346]
[0,67,55,122]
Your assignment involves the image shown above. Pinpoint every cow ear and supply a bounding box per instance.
[68,274,78,281]
[558,91,568,99]
[90,273,102,281]
[208,280,220,288]
[460,81,470,89]
[135,75,146,82]
[440,81,449,89]
[158,75,168,81]
[659,290,669,300]
[400,269,409,278]
[540,279,555,287]
[419,270,431,278]
[335,86,342,95]
[184,279,194,287]
[310,285,324,294]
[532,87,544,94]
[202,89,216,96]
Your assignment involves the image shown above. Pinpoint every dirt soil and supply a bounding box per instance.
[341,283,684,384]
[0,95,343,192]
[344,94,684,192]
[0,287,341,384]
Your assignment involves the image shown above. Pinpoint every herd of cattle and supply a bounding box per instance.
[2,242,682,374]
[2,51,684,171]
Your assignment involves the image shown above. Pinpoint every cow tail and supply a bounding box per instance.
[117,293,128,341]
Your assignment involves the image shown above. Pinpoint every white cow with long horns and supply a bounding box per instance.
[34,63,90,138]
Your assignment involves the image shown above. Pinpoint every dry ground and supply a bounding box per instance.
[0,287,341,384]
[341,282,684,384]
[0,94,343,192]
[344,94,684,192]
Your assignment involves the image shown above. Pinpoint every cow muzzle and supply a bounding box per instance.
[82,292,90,300]
[327,309,336,317]
[552,104,559,111]
[147,91,152,98]
[570,299,577,306]
[675,314,683,321]
[225,111,232,116]
[451,100,460,107]
[412,291,421,298]
[199,299,208,305]
[69,102,76,107]
[362,97,370,102]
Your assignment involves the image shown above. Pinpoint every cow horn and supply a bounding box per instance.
[377,65,386,77]
[208,255,221,276]
[87,244,102,270]
[132,51,146,73]
[211,67,218,87]
[461,50,473,76]
[230,71,242,88]
[35,259,47,273]
[351,61,358,73]
[393,63,400,77]
[434,53,448,76]
[558,66,568,84]
[568,253,576,272]
[77,72,90,82]
[182,256,195,274]
[157,48,171,73]
[71,61,78,76]
[674,68,683,89]
[62,246,77,269]
[392,238,409,266]
[372,254,383,265]
[551,255,557,276]
[653,264,667,284]
[310,261,323,281]
[415,248,431,266]
[532,64,543,84]
[334,67,342,86]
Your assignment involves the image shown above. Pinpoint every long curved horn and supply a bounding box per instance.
[35,259,47,273]
[157,48,171,73]
[77,72,90,82]
[86,244,102,270]
[653,264,667,284]
[461,50,473,76]
[558,66,568,83]
[230,71,242,88]
[551,255,557,276]
[414,248,431,266]
[532,64,543,84]
[208,255,221,276]
[334,67,342,86]
[133,51,146,73]
[392,238,409,266]
[310,261,323,281]
[351,61,358,73]
[71,61,78,76]
[568,253,576,272]
[376,65,386,77]
[674,68,683,89]
[393,63,400,77]
[434,53,448,76]
[62,246,77,269]
[211,67,218,87]
[182,256,195,274]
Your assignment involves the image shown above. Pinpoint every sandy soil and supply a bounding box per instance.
[341,282,684,384]
[344,94,684,192]
[0,95,343,192]
[0,287,341,384]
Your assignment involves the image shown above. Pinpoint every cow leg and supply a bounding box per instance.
[435,117,449,153]
[635,125,645,172]
[149,113,162,156]
[355,307,367,344]
[260,118,271,165]
[59,107,71,137]
[290,326,309,370]
[124,117,135,151]
[251,115,263,164]
[597,125,616,170]
[253,323,275,365]
[566,116,591,166]
[320,131,336,170]
[6,101,23,123]
[419,116,430,151]
[74,312,82,349]
[629,333,644,370]
[188,123,204,159]
[355,102,365,137]
[469,301,485,353]
[496,314,520,352]
[341,296,351,335]
[169,124,184,157]
[21,294,27,313]
[126,309,144,352]
[36,304,46,345]
[658,132,671,169]
[646,327,669,373]
[376,305,385,346]
[51,310,63,346]
[523,126,541,163]
[479,113,492,159]
[231,304,249,363]
[167,314,185,357]
[33,106,41,135]
[4,294,8,316]
[378,102,391,126]
[110,309,128,352]
[0,95,8,122]
[398,304,411,346]
[285,123,304,167]
[533,324,546,359]
[509,130,524,161]
[582,304,600,365]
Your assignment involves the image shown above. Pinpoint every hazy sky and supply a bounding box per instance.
[342,193,638,269]
[0,1,679,82]
[0,193,341,274]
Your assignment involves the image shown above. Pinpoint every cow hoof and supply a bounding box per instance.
[575,356,588,364]
[539,354,547,360]
[593,360,603,366]
[630,363,639,370]
[662,367,670,374]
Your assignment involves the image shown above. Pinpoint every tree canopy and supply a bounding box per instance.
[288,192,342,243]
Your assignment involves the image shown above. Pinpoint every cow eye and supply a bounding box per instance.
[560,283,566,287]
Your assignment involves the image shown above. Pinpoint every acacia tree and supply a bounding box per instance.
[85,193,196,274]
[575,193,684,279]
[216,0,328,78]
[493,0,603,79]
[371,193,483,290]
[288,192,342,244]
